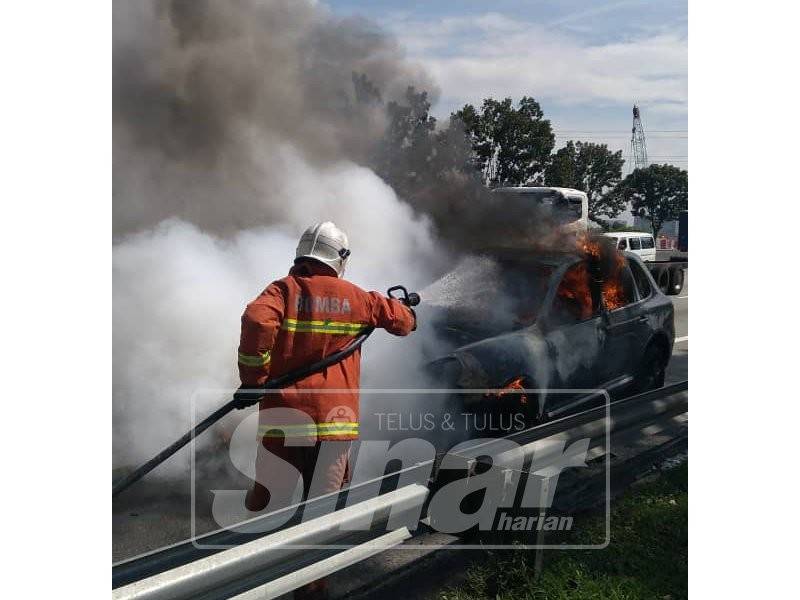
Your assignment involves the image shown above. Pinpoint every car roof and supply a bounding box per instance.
[474,247,583,266]
[491,186,588,198]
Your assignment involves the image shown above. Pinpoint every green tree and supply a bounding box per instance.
[544,140,626,225]
[430,115,477,181]
[616,164,689,238]
[607,220,642,232]
[454,97,554,187]
[376,86,438,198]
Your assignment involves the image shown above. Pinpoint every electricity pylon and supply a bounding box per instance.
[630,104,648,172]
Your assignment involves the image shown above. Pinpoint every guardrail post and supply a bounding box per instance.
[533,475,551,578]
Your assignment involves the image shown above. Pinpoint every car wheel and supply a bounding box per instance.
[668,267,684,295]
[634,343,668,393]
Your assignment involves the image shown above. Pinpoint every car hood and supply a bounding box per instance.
[422,308,551,389]
[420,304,517,348]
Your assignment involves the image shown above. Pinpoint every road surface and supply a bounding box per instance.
[666,271,688,383]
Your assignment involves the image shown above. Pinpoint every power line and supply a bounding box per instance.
[515,135,688,140]
[553,135,688,138]
[554,129,687,133]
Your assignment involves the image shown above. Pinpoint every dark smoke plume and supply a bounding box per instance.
[112,0,575,476]
[113,0,446,472]
[114,0,437,236]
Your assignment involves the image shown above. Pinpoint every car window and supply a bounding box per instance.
[629,237,642,250]
[603,264,638,311]
[618,238,628,250]
[628,259,652,298]
[641,236,655,249]
[550,262,601,326]
[566,196,584,219]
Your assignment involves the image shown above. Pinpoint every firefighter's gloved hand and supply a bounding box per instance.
[233,386,264,409]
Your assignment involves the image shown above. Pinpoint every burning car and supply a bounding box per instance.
[422,242,675,426]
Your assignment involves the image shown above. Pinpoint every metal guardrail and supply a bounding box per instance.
[231,528,412,600]
[113,381,688,598]
[112,464,431,589]
[113,485,428,600]
[451,381,688,468]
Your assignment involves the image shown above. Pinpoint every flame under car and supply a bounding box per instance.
[422,248,675,429]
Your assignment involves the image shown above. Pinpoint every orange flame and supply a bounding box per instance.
[566,232,628,312]
[556,261,593,320]
[485,376,528,405]
[600,245,626,311]
[601,279,625,310]
[577,233,602,260]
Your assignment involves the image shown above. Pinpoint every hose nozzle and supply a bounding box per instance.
[387,285,421,307]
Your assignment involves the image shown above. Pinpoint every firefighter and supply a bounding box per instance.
[237,220,416,517]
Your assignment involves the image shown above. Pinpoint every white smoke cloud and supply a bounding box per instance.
[112,0,455,480]
[113,150,445,473]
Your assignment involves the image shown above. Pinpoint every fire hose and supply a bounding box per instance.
[112,285,420,498]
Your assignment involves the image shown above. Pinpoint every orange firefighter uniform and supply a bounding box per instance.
[238,259,416,511]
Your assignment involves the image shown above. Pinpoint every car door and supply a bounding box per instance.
[601,258,651,383]
[540,261,607,413]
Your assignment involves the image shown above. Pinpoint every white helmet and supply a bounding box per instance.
[295,222,350,277]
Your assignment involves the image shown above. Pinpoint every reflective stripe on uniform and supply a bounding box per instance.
[258,422,359,438]
[281,318,367,335]
[238,350,271,368]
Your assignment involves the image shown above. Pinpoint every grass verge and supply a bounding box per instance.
[441,461,687,600]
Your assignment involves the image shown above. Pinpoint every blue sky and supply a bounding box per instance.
[323,0,688,171]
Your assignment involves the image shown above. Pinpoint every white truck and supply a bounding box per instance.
[602,231,657,262]
[491,186,687,295]
[491,186,588,232]
[603,229,686,295]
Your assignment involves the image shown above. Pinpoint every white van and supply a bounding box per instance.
[603,231,657,262]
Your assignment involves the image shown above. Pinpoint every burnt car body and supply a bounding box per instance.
[422,248,675,424]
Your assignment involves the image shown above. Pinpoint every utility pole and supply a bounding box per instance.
[629,104,649,172]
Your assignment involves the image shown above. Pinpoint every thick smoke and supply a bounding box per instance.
[113,0,447,473]
[112,0,592,481]
[113,0,437,236]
